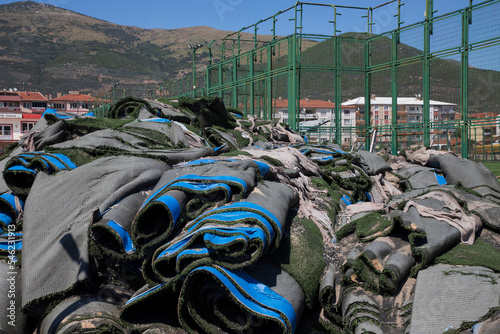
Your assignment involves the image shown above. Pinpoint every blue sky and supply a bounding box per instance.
[1,0,497,70]
[0,0,476,33]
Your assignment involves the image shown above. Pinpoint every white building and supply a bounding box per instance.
[342,96,457,142]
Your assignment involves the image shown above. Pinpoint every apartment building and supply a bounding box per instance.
[342,96,457,142]
[274,97,336,125]
[49,91,92,115]
[18,91,49,113]
[0,91,41,147]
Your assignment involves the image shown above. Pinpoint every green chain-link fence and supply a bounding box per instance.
[140,0,500,160]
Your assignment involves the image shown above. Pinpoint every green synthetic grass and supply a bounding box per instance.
[434,238,500,273]
[261,155,284,167]
[268,216,326,310]
[354,212,393,242]
[483,162,500,177]
[220,150,252,157]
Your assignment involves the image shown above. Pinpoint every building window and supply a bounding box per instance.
[32,102,47,108]
[374,105,379,111]
[282,109,288,115]
[70,103,79,109]
[0,125,12,140]
[23,102,30,108]
[375,115,379,120]
[434,115,439,120]
[21,122,36,134]
[53,103,65,110]
[320,110,328,116]
[344,119,351,125]
[384,105,389,111]
[384,115,389,120]
[343,110,350,115]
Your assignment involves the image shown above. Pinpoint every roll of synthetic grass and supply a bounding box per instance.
[341,289,381,333]
[48,128,217,165]
[298,144,348,161]
[151,181,298,282]
[353,150,392,176]
[396,165,444,190]
[148,99,196,124]
[442,187,500,232]
[0,232,22,262]
[122,185,323,332]
[19,120,69,152]
[38,286,131,334]
[3,152,77,196]
[176,96,234,130]
[90,191,149,260]
[427,153,500,200]
[182,158,270,177]
[108,97,153,119]
[132,162,257,256]
[351,237,415,294]
[319,264,338,319]
[203,127,238,151]
[21,156,168,316]
[177,262,304,334]
[393,206,462,276]
[0,192,23,233]
[123,119,200,148]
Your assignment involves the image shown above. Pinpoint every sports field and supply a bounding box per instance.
[483,162,500,177]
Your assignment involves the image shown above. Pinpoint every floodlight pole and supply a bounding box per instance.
[189,44,203,98]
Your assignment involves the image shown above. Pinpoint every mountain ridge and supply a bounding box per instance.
[0,1,275,95]
[1,1,499,113]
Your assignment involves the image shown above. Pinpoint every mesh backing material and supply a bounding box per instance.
[409,264,500,334]
[22,156,168,315]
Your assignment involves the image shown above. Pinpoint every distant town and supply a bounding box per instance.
[1,89,498,152]
[0,90,94,146]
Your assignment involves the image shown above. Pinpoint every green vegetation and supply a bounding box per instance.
[354,212,393,242]
[220,150,252,157]
[434,238,500,273]
[311,176,342,223]
[260,155,284,167]
[268,216,326,310]
[483,162,500,177]
[335,212,392,243]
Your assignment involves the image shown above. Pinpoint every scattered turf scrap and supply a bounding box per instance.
[434,238,500,273]
[355,212,393,243]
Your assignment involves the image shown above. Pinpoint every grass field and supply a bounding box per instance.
[482,162,500,177]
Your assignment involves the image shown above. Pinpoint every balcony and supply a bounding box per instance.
[299,113,318,120]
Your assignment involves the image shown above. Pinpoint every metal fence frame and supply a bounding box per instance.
[91,0,500,160]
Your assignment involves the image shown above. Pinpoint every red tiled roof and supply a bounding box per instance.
[0,95,21,102]
[470,112,499,119]
[17,92,48,101]
[50,94,92,102]
[273,98,335,109]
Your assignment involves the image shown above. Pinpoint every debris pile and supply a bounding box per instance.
[0,96,499,334]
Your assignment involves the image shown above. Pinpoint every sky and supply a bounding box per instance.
[0,0,478,33]
[0,0,497,70]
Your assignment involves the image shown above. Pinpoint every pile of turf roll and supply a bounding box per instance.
[1,96,500,334]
